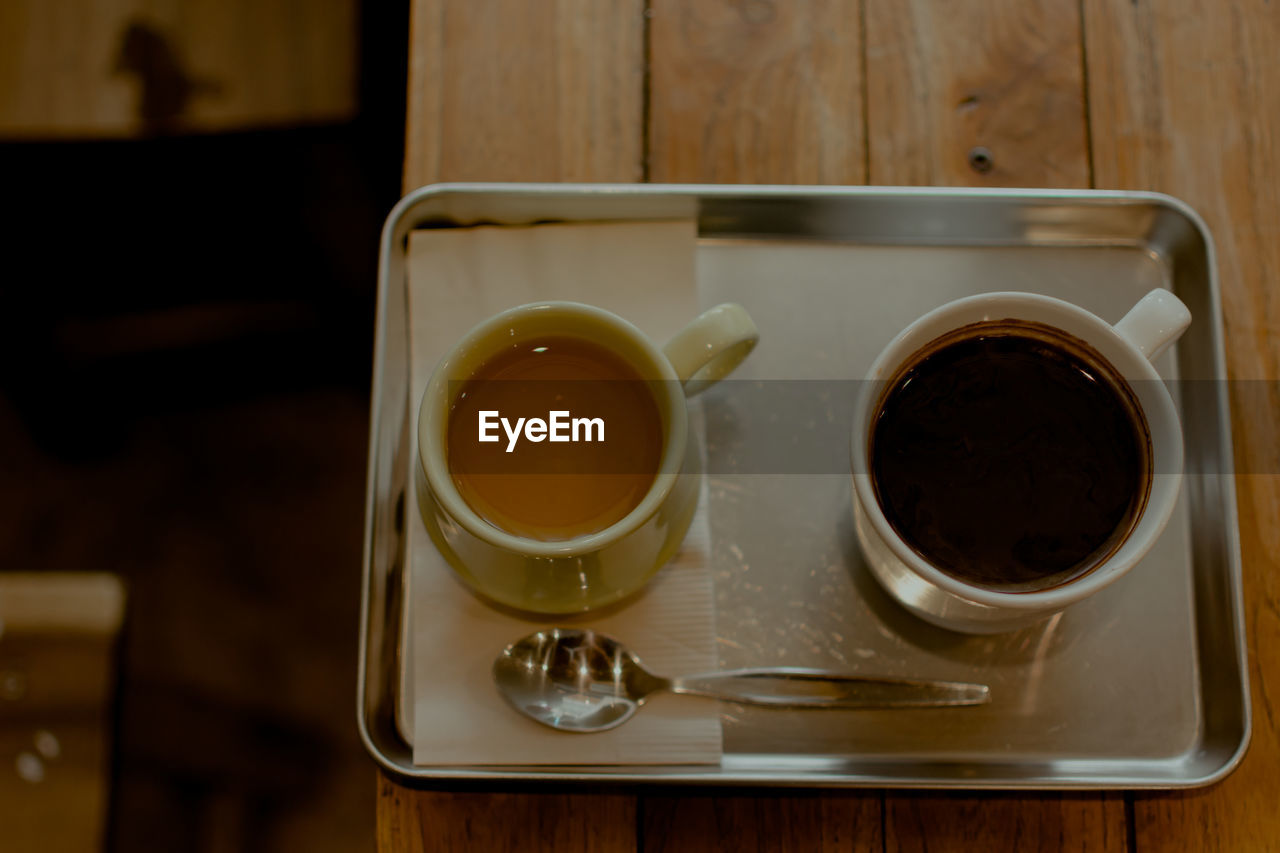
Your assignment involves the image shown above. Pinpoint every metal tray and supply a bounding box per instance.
[358,184,1249,788]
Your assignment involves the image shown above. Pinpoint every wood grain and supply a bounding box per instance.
[404,0,645,190]
[391,4,645,849]
[1085,0,1280,846]
[885,793,1128,853]
[862,2,1122,849]
[0,0,357,137]
[376,772,636,852]
[641,793,882,852]
[864,0,1090,186]
[645,6,873,843]
[647,0,865,184]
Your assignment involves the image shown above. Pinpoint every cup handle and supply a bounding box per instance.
[1113,289,1192,362]
[662,303,759,396]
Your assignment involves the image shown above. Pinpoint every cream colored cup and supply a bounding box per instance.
[417,301,758,614]
[851,289,1191,634]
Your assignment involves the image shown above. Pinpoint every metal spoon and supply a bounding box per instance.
[493,628,991,733]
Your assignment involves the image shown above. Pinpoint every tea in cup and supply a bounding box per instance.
[417,301,758,613]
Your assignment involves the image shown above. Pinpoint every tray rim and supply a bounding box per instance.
[358,182,1251,789]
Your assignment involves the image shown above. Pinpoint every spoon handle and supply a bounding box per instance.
[668,668,990,709]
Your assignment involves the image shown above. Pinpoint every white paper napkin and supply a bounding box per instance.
[404,221,723,765]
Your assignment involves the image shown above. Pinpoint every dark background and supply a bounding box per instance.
[0,2,408,849]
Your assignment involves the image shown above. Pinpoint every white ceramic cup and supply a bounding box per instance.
[417,300,758,614]
[851,289,1191,634]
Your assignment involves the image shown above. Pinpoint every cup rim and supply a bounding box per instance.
[418,301,687,557]
[850,290,1185,610]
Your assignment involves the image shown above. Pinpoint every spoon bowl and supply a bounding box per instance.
[493,628,655,732]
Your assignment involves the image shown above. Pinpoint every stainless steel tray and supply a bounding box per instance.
[358,184,1249,788]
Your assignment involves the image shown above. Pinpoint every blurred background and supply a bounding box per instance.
[0,1,408,850]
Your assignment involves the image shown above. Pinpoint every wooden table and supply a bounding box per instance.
[381,1,1280,848]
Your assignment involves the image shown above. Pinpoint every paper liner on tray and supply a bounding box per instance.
[404,221,722,765]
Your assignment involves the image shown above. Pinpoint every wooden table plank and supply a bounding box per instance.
[864,0,1091,187]
[1084,0,1280,847]
[376,773,637,852]
[643,5,878,848]
[391,3,645,849]
[648,0,865,184]
[641,794,882,852]
[885,793,1127,853]
[403,0,645,190]
[863,1,1124,848]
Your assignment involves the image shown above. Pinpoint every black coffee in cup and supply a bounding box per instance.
[869,320,1152,592]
